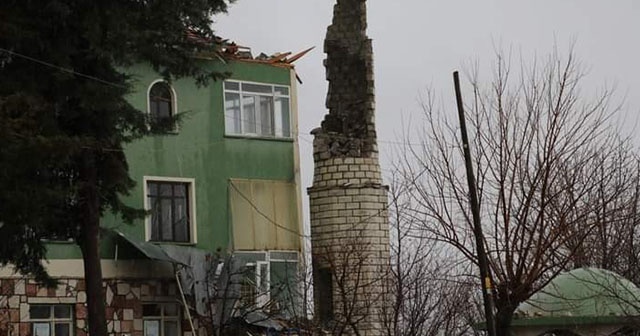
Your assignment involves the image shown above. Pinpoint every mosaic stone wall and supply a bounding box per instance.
[0,278,203,336]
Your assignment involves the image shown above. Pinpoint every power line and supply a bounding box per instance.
[0,49,424,149]
[229,180,390,240]
[229,180,310,239]
[0,47,127,89]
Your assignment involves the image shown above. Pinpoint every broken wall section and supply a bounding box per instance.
[318,0,377,159]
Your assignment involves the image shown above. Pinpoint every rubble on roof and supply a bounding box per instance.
[186,30,314,69]
[221,42,314,69]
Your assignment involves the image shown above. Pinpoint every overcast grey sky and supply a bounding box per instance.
[216,0,640,227]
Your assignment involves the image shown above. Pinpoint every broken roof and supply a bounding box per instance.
[186,30,314,69]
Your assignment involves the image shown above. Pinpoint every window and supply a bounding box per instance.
[235,251,299,313]
[30,305,73,336]
[148,81,175,130]
[146,178,195,243]
[239,261,270,308]
[143,303,180,336]
[224,81,291,138]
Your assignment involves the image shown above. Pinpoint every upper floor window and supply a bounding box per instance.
[30,305,73,336]
[224,81,291,138]
[148,81,175,130]
[145,177,196,243]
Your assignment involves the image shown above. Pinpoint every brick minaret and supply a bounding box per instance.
[308,0,389,334]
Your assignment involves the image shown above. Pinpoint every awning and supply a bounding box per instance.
[114,230,184,265]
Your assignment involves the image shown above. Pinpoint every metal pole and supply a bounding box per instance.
[175,267,197,336]
[453,71,497,336]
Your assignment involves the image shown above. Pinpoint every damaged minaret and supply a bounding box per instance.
[308,0,390,334]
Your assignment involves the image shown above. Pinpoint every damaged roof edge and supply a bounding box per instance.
[186,31,315,69]
[114,230,186,266]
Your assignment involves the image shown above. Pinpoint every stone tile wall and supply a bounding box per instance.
[0,278,201,336]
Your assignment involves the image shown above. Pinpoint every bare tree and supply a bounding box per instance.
[396,49,628,335]
[563,145,640,285]
[200,254,306,336]
[381,175,481,336]
[312,230,386,336]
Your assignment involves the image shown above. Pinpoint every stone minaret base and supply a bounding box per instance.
[308,133,389,335]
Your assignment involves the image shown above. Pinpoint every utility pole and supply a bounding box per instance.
[453,71,497,336]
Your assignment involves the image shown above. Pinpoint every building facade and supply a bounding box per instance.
[0,55,305,336]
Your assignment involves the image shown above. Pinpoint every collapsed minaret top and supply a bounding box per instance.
[315,0,377,158]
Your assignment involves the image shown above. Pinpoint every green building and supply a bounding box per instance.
[0,51,306,336]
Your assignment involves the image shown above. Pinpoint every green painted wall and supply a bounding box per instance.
[46,60,297,259]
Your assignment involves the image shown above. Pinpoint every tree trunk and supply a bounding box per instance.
[79,152,108,336]
[495,304,517,336]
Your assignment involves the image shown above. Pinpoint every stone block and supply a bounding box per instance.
[77,291,87,303]
[133,319,143,331]
[19,303,28,320]
[55,284,67,297]
[345,202,360,210]
[8,296,19,308]
[117,283,130,295]
[360,202,384,210]
[14,281,25,295]
[76,304,87,319]
[121,321,133,332]
[123,309,134,321]
[9,308,19,322]
[36,287,48,297]
[1,280,14,295]
[19,322,29,336]
[131,287,140,299]
[26,283,38,296]
[106,285,114,305]
[76,280,86,291]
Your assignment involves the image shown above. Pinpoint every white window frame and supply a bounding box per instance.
[240,260,270,308]
[29,304,74,336]
[142,302,181,336]
[143,176,197,244]
[223,80,291,139]
[234,251,299,309]
[147,79,178,132]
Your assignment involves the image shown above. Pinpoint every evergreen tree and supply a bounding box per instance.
[0,2,232,336]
